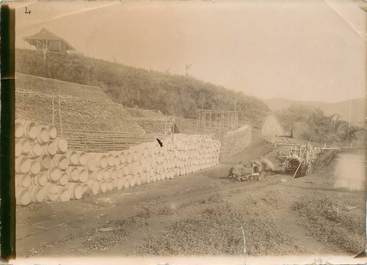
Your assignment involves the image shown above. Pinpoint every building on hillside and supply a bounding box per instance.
[24,28,75,54]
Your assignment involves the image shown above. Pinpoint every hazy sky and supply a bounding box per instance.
[14,0,366,102]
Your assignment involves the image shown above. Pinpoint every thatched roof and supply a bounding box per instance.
[24,28,74,50]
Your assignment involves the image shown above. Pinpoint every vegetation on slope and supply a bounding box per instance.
[16,49,270,126]
[266,97,365,127]
[275,105,364,144]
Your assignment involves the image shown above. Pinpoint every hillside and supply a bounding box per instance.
[16,49,270,127]
[265,97,365,126]
[126,107,166,120]
[16,73,145,136]
[273,104,365,144]
[16,72,111,102]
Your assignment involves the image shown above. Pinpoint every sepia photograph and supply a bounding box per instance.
[7,0,367,259]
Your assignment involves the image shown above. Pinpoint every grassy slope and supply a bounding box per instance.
[16,49,270,127]
[16,73,145,135]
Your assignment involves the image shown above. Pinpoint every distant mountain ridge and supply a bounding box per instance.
[265,97,365,126]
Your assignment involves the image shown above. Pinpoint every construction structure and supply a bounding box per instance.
[197,109,239,132]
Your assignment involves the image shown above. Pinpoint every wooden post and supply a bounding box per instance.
[212,111,214,129]
[221,112,224,131]
[58,95,63,136]
[51,95,55,125]
[203,111,206,131]
[231,111,234,129]
[196,114,200,132]
[226,112,228,129]
[237,111,238,128]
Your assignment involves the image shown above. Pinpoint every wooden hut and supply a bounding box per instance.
[24,28,74,54]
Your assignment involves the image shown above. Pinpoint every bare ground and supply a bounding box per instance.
[16,139,366,257]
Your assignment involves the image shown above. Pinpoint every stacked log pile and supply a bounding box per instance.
[15,120,221,206]
[15,119,70,205]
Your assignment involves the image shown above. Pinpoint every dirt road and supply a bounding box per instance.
[16,140,365,257]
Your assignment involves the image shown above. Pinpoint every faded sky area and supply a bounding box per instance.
[13,0,366,102]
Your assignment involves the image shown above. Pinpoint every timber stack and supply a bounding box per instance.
[15,119,221,206]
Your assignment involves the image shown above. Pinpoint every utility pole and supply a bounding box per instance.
[185,64,192,76]
[234,98,239,129]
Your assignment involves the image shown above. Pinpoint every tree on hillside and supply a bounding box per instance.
[276,105,363,144]
[16,48,270,126]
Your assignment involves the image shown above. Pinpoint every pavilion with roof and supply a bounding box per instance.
[24,28,75,54]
